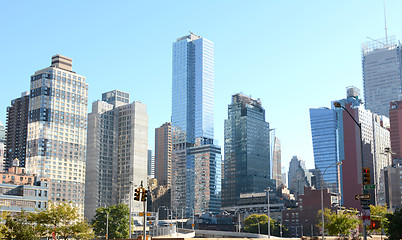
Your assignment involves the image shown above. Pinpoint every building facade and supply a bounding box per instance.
[0,164,49,212]
[288,156,312,198]
[171,33,221,216]
[362,37,402,117]
[222,93,271,207]
[85,90,148,220]
[309,107,342,195]
[147,149,155,179]
[155,122,172,188]
[379,162,402,211]
[272,136,282,189]
[389,100,402,160]
[335,87,390,209]
[25,55,88,214]
[4,92,30,171]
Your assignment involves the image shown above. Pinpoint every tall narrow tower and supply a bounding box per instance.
[171,33,221,216]
[26,55,89,214]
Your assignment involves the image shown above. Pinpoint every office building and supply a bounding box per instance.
[0,160,49,213]
[222,93,271,207]
[389,100,402,160]
[362,37,402,117]
[4,92,30,171]
[171,33,221,215]
[379,162,402,212]
[309,107,341,194]
[288,156,312,198]
[333,87,390,209]
[85,90,148,220]
[25,55,88,214]
[272,136,282,188]
[0,121,5,143]
[147,149,155,179]
[155,122,172,188]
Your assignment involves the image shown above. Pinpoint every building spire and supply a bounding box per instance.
[383,0,388,46]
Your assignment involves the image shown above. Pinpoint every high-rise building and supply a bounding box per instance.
[4,92,30,171]
[288,156,312,198]
[85,90,148,220]
[147,149,155,179]
[155,122,172,188]
[24,55,89,214]
[171,33,221,216]
[362,37,402,117]
[272,136,282,189]
[389,100,402,160]
[309,107,342,195]
[0,121,5,143]
[222,93,271,207]
[379,162,402,211]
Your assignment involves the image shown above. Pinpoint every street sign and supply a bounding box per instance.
[362,208,370,226]
[364,184,375,190]
[355,194,370,200]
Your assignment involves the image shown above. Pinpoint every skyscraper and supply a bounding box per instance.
[171,33,221,215]
[155,122,172,188]
[309,107,341,195]
[147,149,155,179]
[362,37,402,117]
[85,90,148,220]
[288,156,312,198]
[222,93,271,207]
[389,100,402,160]
[272,136,282,189]
[26,55,89,213]
[4,92,30,171]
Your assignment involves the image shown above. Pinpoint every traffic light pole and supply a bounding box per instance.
[143,199,146,240]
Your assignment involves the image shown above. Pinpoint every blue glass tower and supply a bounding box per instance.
[172,33,214,142]
[171,33,221,216]
[309,107,342,195]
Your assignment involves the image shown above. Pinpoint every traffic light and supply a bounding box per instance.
[363,167,371,185]
[369,219,381,230]
[141,189,148,202]
[134,188,140,201]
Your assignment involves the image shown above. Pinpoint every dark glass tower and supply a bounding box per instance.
[222,93,271,207]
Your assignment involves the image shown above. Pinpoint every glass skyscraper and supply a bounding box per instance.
[309,107,342,195]
[171,33,221,216]
[362,37,402,117]
[222,93,271,207]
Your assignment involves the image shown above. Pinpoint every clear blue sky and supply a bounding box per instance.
[1,1,401,172]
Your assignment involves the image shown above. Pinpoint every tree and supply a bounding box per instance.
[92,203,130,239]
[33,201,94,240]
[243,214,286,236]
[385,207,402,240]
[2,211,38,240]
[369,204,389,234]
[317,208,360,237]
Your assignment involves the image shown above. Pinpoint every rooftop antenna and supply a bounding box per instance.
[383,0,389,46]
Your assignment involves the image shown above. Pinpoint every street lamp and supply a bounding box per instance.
[320,161,343,240]
[266,187,271,238]
[103,205,109,240]
[333,101,367,240]
[129,181,134,238]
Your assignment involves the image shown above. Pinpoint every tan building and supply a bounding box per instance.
[155,122,172,188]
[26,55,88,215]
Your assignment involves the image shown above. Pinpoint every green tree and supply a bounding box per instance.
[243,214,286,236]
[33,201,94,240]
[2,211,38,240]
[317,208,360,237]
[369,204,389,234]
[385,208,402,240]
[92,203,130,239]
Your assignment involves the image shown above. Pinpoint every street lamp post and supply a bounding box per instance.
[129,181,134,239]
[320,161,343,240]
[266,187,271,238]
[333,101,366,240]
